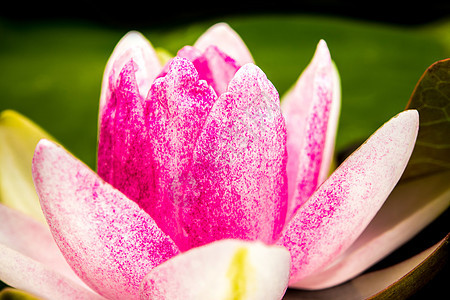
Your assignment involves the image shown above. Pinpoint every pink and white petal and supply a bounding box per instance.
[200,45,241,96]
[182,64,288,250]
[294,170,450,289]
[139,240,291,300]
[0,203,87,287]
[281,40,336,220]
[0,244,104,300]
[32,140,180,300]
[317,62,341,184]
[277,110,419,284]
[99,31,161,120]
[194,23,254,66]
[177,45,240,96]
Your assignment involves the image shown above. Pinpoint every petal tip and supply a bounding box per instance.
[117,30,149,48]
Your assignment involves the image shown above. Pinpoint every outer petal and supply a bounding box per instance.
[281,40,337,220]
[32,140,180,300]
[194,23,254,66]
[294,170,450,289]
[0,203,87,287]
[0,110,53,223]
[277,110,419,283]
[318,62,341,184]
[139,240,290,300]
[182,64,288,249]
[0,244,104,300]
[99,31,161,125]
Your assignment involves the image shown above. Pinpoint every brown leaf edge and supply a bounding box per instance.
[283,232,449,300]
[402,58,450,181]
[369,232,449,299]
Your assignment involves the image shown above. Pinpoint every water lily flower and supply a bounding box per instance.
[0,23,426,299]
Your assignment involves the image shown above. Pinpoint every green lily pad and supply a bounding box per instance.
[0,16,448,169]
[402,59,450,180]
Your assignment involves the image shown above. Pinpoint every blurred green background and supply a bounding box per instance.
[1,15,449,169]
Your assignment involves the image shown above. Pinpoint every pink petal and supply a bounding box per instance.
[294,170,450,289]
[0,203,87,287]
[98,32,162,189]
[194,23,254,66]
[0,244,104,300]
[139,240,291,300]
[177,45,241,96]
[277,110,419,284]
[182,64,288,249]
[139,57,217,250]
[317,63,341,185]
[32,140,180,300]
[97,60,147,193]
[281,40,337,220]
[99,57,217,251]
[99,31,161,120]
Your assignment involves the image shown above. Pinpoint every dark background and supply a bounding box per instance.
[2,0,449,28]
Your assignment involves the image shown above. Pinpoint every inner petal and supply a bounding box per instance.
[159,45,241,97]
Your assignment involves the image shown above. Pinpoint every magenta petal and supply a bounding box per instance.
[277,110,419,284]
[281,40,337,220]
[181,64,288,249]
[138,57,217,250]
[99,31,161,121]
[98,60,147,194]
[32,140,180,299]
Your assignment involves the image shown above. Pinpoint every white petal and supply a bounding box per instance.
[140,240,291,300]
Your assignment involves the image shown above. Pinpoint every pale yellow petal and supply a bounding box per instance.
[0,110,53,223]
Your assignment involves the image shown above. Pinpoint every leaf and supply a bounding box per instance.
[0,17,448,168]
[283,233,449,299]
[402,59,450,180]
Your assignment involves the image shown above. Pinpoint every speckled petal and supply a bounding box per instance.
[0,203,86,287]
[181,64,288,249]
[32,140,180,300]
[99,31,161,119]
[294,170,450,289]
[0,244,104,300]
[98,60,147,196]
[139,240,290,300]
[281,40,337,220]
[194,23,254,66]
[277,110,419,284]
[127,57,217,250]
[98,32,161,188]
